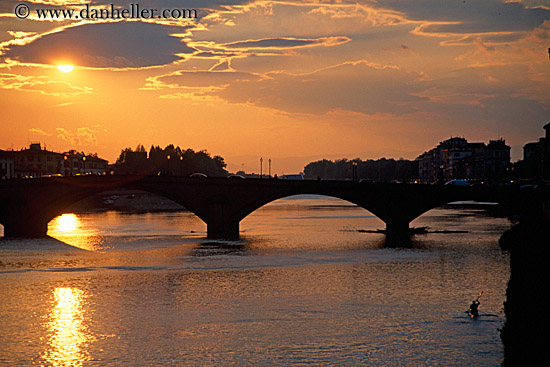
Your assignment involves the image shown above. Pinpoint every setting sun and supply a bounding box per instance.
[57,64,74,73]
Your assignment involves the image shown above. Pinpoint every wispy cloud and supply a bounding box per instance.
[56,127,97,145]
[0,72,92,96]
[29,127,51,136]
[220,36,351,50]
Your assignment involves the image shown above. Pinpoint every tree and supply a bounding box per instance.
[113,144,228,177]
[304,157,418,181]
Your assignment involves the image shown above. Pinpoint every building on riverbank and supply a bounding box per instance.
[520,122,550,180]
[417,137,511,184]
[8,143,108,178]
[0,150,15,179]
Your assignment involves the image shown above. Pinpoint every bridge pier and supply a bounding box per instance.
[206,220,240,240]
[203,201,240,240]
[385,219,411,241]
[2,219,48,238]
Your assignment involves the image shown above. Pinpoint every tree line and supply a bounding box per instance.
[303,158,418,182]
[115,144,227,177]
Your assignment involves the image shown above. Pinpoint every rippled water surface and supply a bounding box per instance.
[0,196,510,366]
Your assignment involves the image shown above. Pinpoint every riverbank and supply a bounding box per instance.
[499,197,550,365]
[67,190,185,213]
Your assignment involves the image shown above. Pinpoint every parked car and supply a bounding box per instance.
[444,179,469,186]
[520,184,538,189]
[190,173,207,178]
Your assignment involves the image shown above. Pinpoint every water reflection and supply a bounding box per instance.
[43,287,92,367]
[48,213,107,251]
[191,241,250,257]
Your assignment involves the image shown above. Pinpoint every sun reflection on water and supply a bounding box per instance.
[54,214,80,233]
[48,213,107,251]
[43,287,92,367]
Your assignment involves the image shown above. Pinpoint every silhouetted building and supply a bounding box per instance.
[418,137,510,183]
[0,150,15,179]
[14,143,63,178]
[521,122,550,179]
[61,150,108,176]
[11,143,108,178]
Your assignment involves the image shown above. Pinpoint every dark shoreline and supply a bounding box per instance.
[499,196,550,366]
[67,189,186,213]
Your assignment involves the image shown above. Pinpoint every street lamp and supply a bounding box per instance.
[268,158,271,178]
[167,155,171,175]
[260,157,263,178]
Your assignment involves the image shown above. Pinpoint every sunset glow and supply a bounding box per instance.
[57,64,74,73]
[1,1,549,173]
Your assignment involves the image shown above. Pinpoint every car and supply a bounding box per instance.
[444,179,469,186]
[190,173,207,178]
[520,184,538,189]
[281,174,303,180]
[227,174,245,179]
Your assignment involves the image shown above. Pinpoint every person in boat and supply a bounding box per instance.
[469,299,480,317]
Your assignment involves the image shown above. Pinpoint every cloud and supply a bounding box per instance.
[220,36,351,50]
[193,51,239,58]
[56,127,97,145]
[381,0,549,36]
[2,21,195,68]
[146,60,428,115]
[29,127,51,136]
[149,69,262,89]
[213,60,427,115]
[0,72,92,96]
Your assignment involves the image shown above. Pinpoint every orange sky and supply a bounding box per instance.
[1,0,549,173]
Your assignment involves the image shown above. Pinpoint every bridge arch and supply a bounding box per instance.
[0,176,525,239]
[240,193,384,224]
[233,192,387,224]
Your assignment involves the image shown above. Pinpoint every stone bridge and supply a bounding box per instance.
[0,175,534,239]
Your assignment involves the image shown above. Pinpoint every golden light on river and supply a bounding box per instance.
[43,287,92,366]
[48,213,106,251]
[53,213,79,233]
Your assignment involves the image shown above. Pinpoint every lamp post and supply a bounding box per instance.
[352,161,358,181]
[260,157,263,178]
[180,156,183,177]
[167,155,171,175]
[82,156,86,174]
[268,158,271,178]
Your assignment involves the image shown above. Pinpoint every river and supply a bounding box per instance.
[0,195,511,366]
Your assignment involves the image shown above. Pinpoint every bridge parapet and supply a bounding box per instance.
[0,176,534,240]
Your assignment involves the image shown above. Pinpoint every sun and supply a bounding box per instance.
[57,64,74,73]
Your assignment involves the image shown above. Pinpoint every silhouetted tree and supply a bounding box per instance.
[304,158,418,181]
[114,144,227,177]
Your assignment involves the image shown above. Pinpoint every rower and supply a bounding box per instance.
[469,299,480,317]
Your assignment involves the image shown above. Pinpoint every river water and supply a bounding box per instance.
[0,195,511,366]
